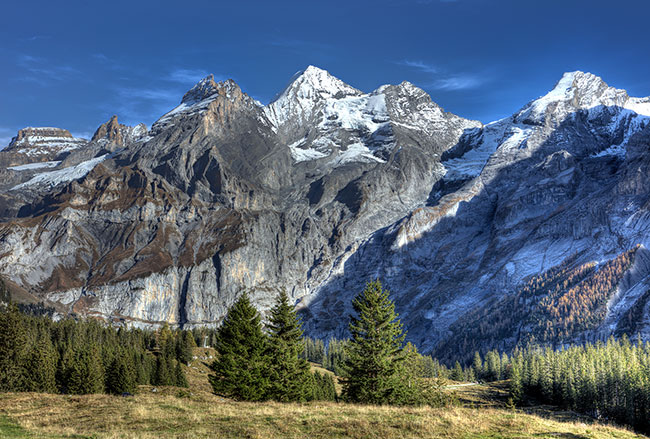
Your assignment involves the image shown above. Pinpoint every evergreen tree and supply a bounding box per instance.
[135,352,151,385]
[209,293,269,401]
[391,342,443,406]
[342,280,406,404]
[485,350,501,381]
[25,336,57,393]
[265,290,312,402]
[106,353,137,395]
[509,363,523,403]
[176,330,196,365]
[450,361,464,382]
[302,337,325,364]
[324,338,348,376]
[472,351,484,381]
[67,344,105,394]
[0,304,29,391]
[308,371,337,401]
[153,354,172,386]
[174,360,188,388]
[419,355,437,378]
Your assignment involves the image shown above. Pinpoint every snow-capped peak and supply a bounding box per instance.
[266,66,362,128]
[516,71,629,125]
[271,66,361,103]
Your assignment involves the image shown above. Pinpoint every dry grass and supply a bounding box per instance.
[0,351,645,439]
[0,391,645,439]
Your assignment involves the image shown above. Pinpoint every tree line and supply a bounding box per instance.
[508,337,650,434]
[443,340,650,435]
[0,303,192,395]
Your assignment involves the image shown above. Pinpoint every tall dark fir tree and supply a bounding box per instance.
[266,290,312,402]
[0,304,29,391]
[209,293,270,401]
[106,352,137,395]
[342,280,406,404]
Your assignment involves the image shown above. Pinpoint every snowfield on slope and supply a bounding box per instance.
[11,155,109,190]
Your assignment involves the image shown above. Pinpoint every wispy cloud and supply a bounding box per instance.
[106,85,184,126]
[398,58,487,91]
[20,35,52,42]
[166,68,212,84]
[432,74,483,90]
[16,54,84,83]
[95,65,223,126]
[92,53,110,63]
[397,60,438,74]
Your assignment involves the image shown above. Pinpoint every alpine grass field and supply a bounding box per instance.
[0,349,645,439]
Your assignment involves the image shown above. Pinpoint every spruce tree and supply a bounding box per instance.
[67,344,105,394]
[106,353,137,394]
[176,330,196,365]
[153,354,172,386]
[450,361,464,382]
[266,290,312,402]
[342,280,406,404]
[174,360,189,388]
[509,363,523,403]
[26,336,58,393]
[0,304,29,391]
[209,293,269,401]
[472,351,484,381]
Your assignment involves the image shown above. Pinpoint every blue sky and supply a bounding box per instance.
[2,0,650,146]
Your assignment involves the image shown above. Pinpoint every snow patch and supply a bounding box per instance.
[288,139,329,162]
[11,155,109,190]
[330,142,387,167]
[593,144,627,158]
[442,120,531,181]
[320,93,389,133]
[7,161,61,171]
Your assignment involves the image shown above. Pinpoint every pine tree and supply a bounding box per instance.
[106,352,137,395]
[472,351,484,381]
[510,363,523,403]
[0,304,29,391]
[485,350,501,381]
[209,293,269,401]
[324,338,348,376]
[450,361,464,382]
[67,344,105,394]
[265,290,312,402]
[153,354,172,386]
[174,360,188,388]
[176,330,196,366]
[342,280,406,404]
[25,335,57,393]
[302,337,325,364]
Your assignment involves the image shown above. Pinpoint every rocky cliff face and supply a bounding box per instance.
[1,67,650,358]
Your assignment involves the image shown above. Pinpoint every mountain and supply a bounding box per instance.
[1,67,650,360]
